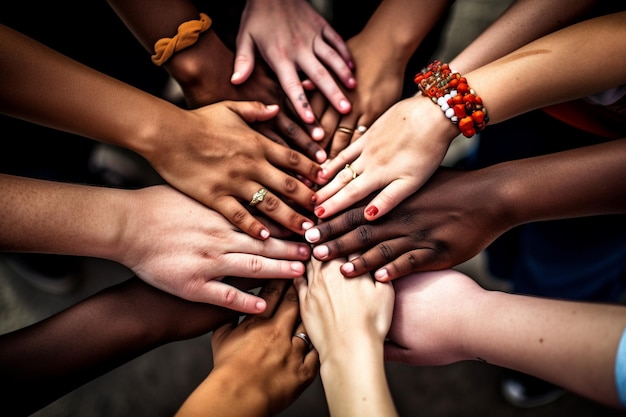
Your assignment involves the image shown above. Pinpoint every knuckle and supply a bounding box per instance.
[355,226,373,244]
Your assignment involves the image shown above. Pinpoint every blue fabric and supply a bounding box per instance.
[616,327,626,408]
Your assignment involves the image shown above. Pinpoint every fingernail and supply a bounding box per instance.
[365,206,379,217]
[339,99,350,112]
[291,262,305,273]
[315,149,327,163]
[298,245,310,257]
[313,245,329,259]
[314,207,325,217]
[305,110,315,122]
[312,127,325,140]
[302,221,314,231]
[341,262,355,274]
[347,77,357,88]
[266,104,279,111]
[260,229,270,239]
[305,228,321,243]
[374,268,388,281]
[231,72,240,82]
[255,300,266,312]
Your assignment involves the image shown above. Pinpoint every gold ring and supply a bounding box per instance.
[345,164,358,180]
[249,188,268,207]
[337,126,354,135]
[356,125,368,134]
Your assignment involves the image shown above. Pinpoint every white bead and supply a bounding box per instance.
[445,108,455,118]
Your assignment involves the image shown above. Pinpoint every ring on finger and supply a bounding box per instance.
[337,126,354,135]
[345,164,358,180]
[249,187,268,207]
[294,332,313,351]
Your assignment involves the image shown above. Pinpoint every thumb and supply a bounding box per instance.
[227,101,280,124]
[231,35,256,85]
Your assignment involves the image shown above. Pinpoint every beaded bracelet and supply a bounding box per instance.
[151,13,212,66]
[414,60,488,138]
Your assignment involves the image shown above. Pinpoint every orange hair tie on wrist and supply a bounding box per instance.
[151,13,212,66]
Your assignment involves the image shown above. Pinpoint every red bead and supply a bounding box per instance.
[457,83,470,95]
[472,110,485,124]
[454,104,467,118]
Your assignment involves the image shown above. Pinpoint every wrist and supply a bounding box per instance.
[164,30,236,104]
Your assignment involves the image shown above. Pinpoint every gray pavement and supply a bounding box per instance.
[2,0,626,416]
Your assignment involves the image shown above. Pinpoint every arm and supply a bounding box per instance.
[305,138,626,280]
[175,280,319,417]
[386,269,626,409]
[0,276,255,416]
[106,0,330,159]
[314,0,452,158]
[295,258,397,417]
[0,24,321,239]
[0,174,312,313]
[449,0,600,73]
[313,11,626,221]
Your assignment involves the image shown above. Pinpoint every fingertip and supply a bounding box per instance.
[312,126,325,140]
[260,229,270,239]
[338,98,351,114]
[374,268,390,282]
[255,299,267,312]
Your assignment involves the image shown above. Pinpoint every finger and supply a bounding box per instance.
[292,322,314,353]
[231,34,256,85]
[321,24,354,71]
[363,180,416,221]
[191,280,269,314]
[214,196,271,240]
[254,279,291,318]
[225,100,281,124]
[234,233,311,261]
[265,140,323,185]
[351,121,370,143]
[314,167,371,219]
[304,205,366,244]
[270,60,317,125]
[329,118,360,159]
[274,111,327,163]
[297,57,351,117]
[374,248,440,282]
[317,139,365,184]
[246,184,315,235]
[222,253,306,279]
[340,237,411,278]
[311,223,378,262]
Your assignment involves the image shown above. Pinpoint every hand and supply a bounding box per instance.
[178,36,329,162]
[177,280,319,417]
[116,185,312,314]
[384,270,482,366]
[295,257,394,361]
[311,30,406,159]
[313,94,458,221]
[232,0,355,128]
[145,100,322,240]
[306,168,506,281]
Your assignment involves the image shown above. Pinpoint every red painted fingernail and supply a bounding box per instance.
[315,207,325,217]
[365,206,379,217]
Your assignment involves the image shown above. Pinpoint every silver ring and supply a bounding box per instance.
[249,188,268,207]
[345,164,358,180]
[356,125,368,134]
[294,332,313,351]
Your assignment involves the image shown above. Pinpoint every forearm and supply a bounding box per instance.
[0,24,187,156]
[361,0,450,68]
[321,344,398,417]
[463,290,626,408]
[484,139,626,226]
[450,0,598,73]
[176,368,272,417]
[0,278,241,416]
[0,174,128,259]
[107,0,235,103]
[463,12,626,124]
